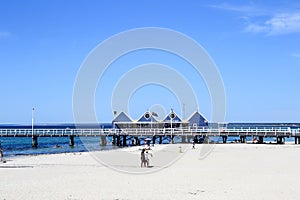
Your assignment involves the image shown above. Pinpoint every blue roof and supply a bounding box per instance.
[137,112,157,122]
[163,111,182,122]
[187,111,208,126]
[113,112,132,122]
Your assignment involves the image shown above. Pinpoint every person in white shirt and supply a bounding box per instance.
[145,151,152,167]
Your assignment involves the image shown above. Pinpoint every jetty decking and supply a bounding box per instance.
[1,127,300,147]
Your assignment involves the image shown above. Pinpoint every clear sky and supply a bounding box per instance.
[0,0,300,123]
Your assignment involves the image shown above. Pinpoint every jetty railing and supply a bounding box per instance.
[0,127,299,137]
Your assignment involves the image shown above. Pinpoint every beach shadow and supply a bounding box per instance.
[0,165,34,168]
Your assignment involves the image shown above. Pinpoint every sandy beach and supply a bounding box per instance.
[1,143,300,200]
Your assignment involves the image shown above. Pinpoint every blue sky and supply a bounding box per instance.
[0,0,300,123]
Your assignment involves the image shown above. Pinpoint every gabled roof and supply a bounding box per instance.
[137,112,157,122]
[163,110,182,122]
[113,111,132,122]
[187,111,208,126]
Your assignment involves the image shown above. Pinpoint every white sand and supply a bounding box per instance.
[1,144,300,200]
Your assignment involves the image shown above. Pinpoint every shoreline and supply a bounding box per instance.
[0,143,171,164]
[0,140,297,159]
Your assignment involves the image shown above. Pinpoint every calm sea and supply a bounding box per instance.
[0,123,299,157]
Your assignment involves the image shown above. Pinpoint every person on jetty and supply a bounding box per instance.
[140,148,146,167]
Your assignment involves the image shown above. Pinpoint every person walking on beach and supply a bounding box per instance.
[145,150,152,167]
[141,148,146,167]
[0,148,3,162]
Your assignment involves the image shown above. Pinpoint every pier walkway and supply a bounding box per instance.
[0,127,299,137]
[1,127,300,147]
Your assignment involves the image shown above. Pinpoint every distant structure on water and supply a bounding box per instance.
[112,109,208,130]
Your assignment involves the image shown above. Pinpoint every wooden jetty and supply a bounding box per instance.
[1,127,300,147]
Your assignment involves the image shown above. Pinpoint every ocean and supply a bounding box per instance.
[0,123,299,157]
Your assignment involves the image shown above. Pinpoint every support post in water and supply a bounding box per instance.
[258,136,264,144]
[187,135,192,143]
[181,135,187,143]
[277,136,284,144]
[222,136,227,143]
[159,136,162,144]
[295,137,300,145]
[170,135,174,144]
[100,135,107,146]
[112,134,116,145]
[69,135,74,146]
[32,135,38,148]
[240,136,246,143]
[152,135,156,145]
[116,135,120,146]
[122,135,126,146]
[203,135,209,143]
[134,136,139,146]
